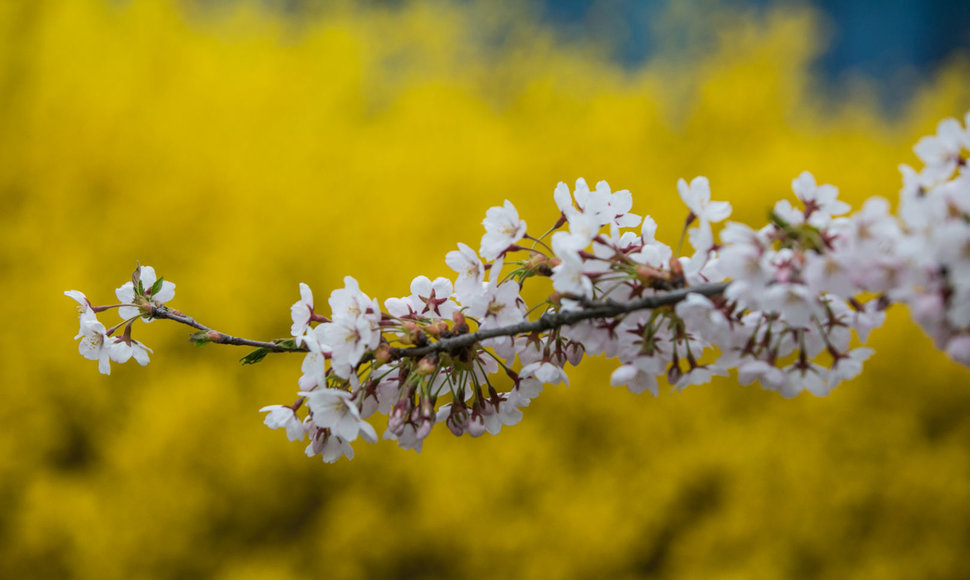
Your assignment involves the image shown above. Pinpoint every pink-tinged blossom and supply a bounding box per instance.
[550,222,613,300]
[675,293,731,346]
[328,276,380,324]
[550,248,593,298]
[802,252,855,298]
[436,403,470,436]
[466,397,524,436]
[791,171,850,225]
[563,178,602,217]
[827,348,874,389]
[947,287,970,328]
[554,181,574,214]
[386,276,458,320]
[763,283,817,328]
[319,435,354,463]
[320,278,380,378]
[945,335,970,366]
[74,310,127,375]
[520,361,569,386]
[64,290,93,315]
[779,364,830,398]
[301,388,377,443]
[259,405,306,441]
[480,200,527,260]
[297,327,330,390]
[445,243,486,303]
[472,405,504,436]
[483,282,526,327]
[463,258,526,329]
[675,365,728,390]
[850,300,887,343]
[383,422,428,451]
[610,363,659,396]
[360,377,402,419]
[290,283,314,341]
[114,339,152,367]
[720,223,771,309]
[914,117,968,183]
[678,176,732,251]
[115,265,175,322]
[772,198,804,227]
[737,360,787,390]
[631,241,673,269]
[939,173,970,216]
[69,291,154,369]
[305,423,355,463]
[465,412,487,438]
[678,177,732,224]
[604,185,642,229]
[556,178,609,224]
[508,377,543,407]
[556,178,641,229]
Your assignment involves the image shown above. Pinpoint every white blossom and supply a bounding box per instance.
[480,200,527,260]
[301,388,377,443]
[446,242,486,303]
[260,405,306,441]
[116,265,175,322]
[290,283,314,341]
[74,310,127,375]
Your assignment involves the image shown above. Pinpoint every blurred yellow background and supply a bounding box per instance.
[3,0,970,578]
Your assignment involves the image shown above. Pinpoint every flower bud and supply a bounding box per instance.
[446,407,468,436]
[412,420,430,440]
[388,399,410,436]
[667,361,683,385]
[466,413,486,438]
[635,265,663,284]
[416,356,437,376]
[401,321,427,346]
[451,311,469,335]
[425,321,446,339]
[669,257,684,278]
[549,292,562,307]
[374,344,392,364]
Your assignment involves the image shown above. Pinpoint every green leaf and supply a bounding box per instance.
[240,348,270,365]
[189,332,211,347]
[150,276,165,296]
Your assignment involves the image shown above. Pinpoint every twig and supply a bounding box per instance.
[149,305,307,352]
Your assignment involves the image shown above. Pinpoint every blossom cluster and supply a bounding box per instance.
[895,114,970,363]
[66,112,970,463]
[65,266,174,374]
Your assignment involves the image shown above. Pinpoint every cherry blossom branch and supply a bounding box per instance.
[149,283,729,359]
[387,282,729,359]
[63,111,970,464]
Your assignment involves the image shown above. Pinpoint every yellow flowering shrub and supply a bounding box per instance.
[2,1,969,578]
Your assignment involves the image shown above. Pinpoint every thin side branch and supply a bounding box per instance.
[148,306,307,352]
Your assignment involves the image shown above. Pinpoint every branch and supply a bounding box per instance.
[148,305,308,352]
[147,282,729,359]
[388,282,729,359]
